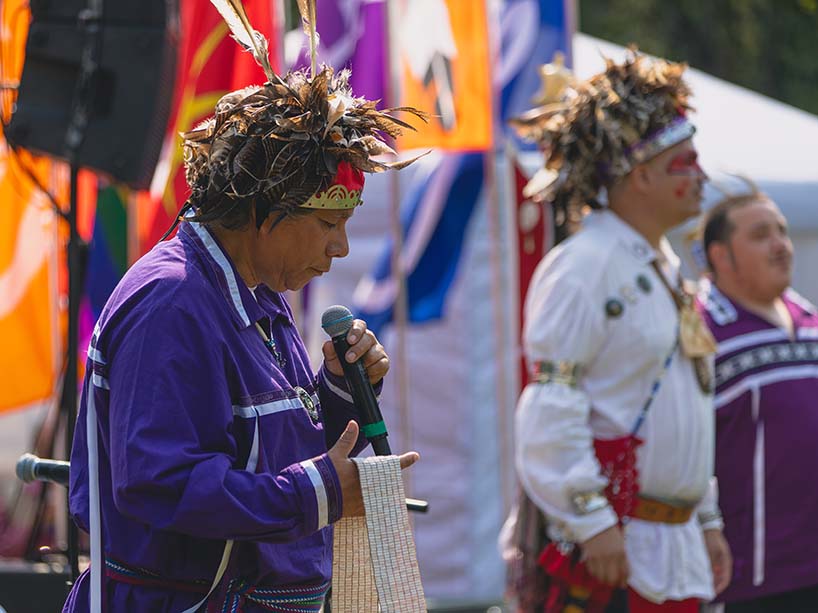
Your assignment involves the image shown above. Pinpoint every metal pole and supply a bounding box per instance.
[385,0,413,469]
[63,0,104,585]
[483,0,515,515]
[65,163,81,584]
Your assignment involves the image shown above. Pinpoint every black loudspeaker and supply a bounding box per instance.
[4,0,179,189]
[0,560,69,613]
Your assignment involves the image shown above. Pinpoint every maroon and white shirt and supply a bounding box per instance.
[698,279,818,602]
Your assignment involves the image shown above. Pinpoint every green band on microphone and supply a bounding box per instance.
[362,421,388,438]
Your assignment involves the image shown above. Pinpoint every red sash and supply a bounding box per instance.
[539,435,642,612]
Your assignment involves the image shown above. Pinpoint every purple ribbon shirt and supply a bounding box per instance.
[63,220,368,612]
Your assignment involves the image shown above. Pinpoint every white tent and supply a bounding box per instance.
[289,34,818,603]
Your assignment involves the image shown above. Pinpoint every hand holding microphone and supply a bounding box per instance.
[322,306,391,455]
[321,306,428,513]
[321,308,390,385]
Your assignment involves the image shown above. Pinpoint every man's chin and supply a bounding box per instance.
[669,206,700,228]
[761,272,792,299]
[684,200,703,220]
[288,272,321,292]
[288,280,310,292]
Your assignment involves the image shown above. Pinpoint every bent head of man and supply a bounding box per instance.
[177,69,425,292]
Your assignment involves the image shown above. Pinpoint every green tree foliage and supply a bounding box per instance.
[579,0,818,114]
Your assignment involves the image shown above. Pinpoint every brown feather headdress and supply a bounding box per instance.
[181,0,427,229]
[511,49,695,222]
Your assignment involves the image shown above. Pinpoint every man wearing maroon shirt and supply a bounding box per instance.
[698,185,818,612]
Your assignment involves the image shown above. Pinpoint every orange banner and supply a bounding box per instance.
[0,0,67,413]
[396,0,493,151]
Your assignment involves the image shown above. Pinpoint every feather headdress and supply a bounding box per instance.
[181,0,427,229]
[512,49,694,222]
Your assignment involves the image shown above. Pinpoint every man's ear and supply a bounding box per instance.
[629,163,652,195]
[707,242,730,276]
[258,210,276,235]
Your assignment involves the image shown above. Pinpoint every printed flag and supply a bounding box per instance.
[77,184,131,379]
[0,150,65,413]
[355,0,572,332]
[499,0,573,140]
[396,0,493,151]
[512,160,553,388]
[0,0,66,413]
[140,0,280,254]
[301,0,388,103]
[501,0,572,384]
[353,152,484,335]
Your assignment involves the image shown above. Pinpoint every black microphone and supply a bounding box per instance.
[322,305,391,455]
[16,453,70,487]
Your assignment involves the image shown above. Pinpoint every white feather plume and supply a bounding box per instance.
[209,0,275,82]
[296,0,319,77]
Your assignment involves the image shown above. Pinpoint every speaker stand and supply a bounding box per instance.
[64,164,82,588]
[62,0,103,590]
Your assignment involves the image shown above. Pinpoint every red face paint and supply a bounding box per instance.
[674,178,691,199]
[666,151,701,175]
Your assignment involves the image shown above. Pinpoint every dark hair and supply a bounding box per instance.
[159,191,315,243]
[700,176,768,271]
[192,191,315,231]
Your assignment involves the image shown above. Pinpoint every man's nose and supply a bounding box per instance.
[695,162,709,183]
[771,233,791,253]
[328,228,349,258]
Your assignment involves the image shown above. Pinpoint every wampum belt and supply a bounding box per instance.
[332,455,426,612]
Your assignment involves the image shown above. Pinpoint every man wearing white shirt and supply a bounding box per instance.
[509,52,732,612]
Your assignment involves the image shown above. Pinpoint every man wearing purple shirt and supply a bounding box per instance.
[697,185,818,612]
[62,68,422,612]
